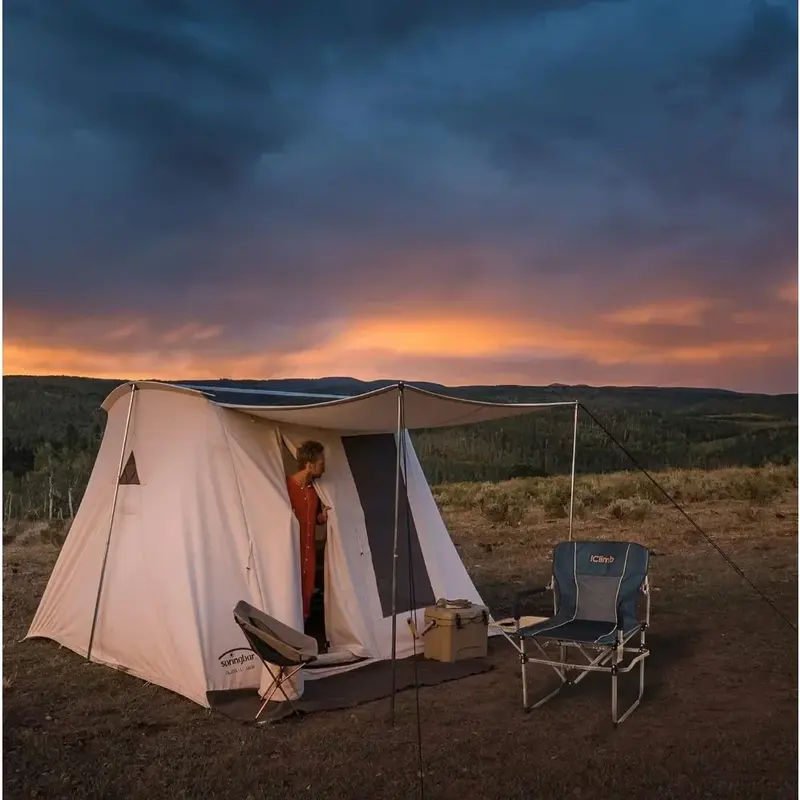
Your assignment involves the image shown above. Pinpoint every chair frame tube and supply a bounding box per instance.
[500,577,651,726]
[255,663,306,722]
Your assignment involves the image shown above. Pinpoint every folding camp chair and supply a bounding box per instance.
[233,600,319,722]
[501,540,651,726]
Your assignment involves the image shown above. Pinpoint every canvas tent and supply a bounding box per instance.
[26,381,577,708]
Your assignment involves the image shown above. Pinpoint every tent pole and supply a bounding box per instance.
[87,384,137,662]
[389,382,405,724]
[568,402,579,542]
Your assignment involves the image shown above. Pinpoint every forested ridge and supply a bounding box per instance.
[3,375,797,521]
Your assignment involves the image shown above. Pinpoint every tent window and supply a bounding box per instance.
[119,452,140,485]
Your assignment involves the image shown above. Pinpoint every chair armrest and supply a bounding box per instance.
[512,586,550,620]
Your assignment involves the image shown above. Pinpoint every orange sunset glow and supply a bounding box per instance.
[4,287,797,391]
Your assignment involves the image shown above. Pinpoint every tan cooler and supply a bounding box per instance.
[422,600,489,662]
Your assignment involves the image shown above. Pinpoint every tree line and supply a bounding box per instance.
[3,376,797,521]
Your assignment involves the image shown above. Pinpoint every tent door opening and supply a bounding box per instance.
[280,437,330,653]
[306,526,328,651]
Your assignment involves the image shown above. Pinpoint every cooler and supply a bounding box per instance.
[422,600,489,662]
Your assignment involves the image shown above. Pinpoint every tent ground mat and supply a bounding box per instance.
[207,653,493,724]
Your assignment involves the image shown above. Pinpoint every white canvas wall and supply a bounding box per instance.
[27,391,300,705]
[26,388,133,663]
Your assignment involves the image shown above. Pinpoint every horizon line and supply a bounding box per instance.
[3,373,797,398]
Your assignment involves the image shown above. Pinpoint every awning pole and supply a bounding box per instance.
[389,382,405,724]
[568,401,579,542]
[87,384,137,662]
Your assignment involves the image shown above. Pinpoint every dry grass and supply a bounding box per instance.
[434,463,798,527]
[3,467,798,799]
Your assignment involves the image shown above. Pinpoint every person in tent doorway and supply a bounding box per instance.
[286,440,330,621]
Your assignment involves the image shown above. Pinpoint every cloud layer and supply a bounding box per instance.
[4,0,797,391]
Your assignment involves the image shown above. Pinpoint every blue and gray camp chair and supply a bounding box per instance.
[504,540,651,726]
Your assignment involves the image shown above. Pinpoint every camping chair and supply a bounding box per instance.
[501,540,650,726]
[233,600,319,722]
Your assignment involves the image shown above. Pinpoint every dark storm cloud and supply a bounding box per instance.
[5,0,591,199]
[707,0,797,85]
[4,0,797,390]
[6,1,277,188]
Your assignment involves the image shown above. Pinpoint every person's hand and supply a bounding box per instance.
[318,506,332,524]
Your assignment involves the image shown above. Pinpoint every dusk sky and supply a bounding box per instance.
[4,0,798,392]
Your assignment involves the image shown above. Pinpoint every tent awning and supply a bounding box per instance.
[101,381,575,433]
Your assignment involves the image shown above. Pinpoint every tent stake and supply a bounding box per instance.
[568,401,579,542]
[87,384,137,662]
[389,382,405,724]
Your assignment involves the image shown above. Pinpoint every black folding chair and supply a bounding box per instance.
[233,600,319,722]
[501,540,651,725]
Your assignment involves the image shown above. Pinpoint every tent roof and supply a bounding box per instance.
[101,380,575,433]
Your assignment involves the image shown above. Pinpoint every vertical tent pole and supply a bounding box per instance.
[87,384,137,662]
[568,401,579,542]
[389,382,405,723]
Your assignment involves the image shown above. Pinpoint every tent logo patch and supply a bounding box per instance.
[218,647,257,675]
[590,554,615,564]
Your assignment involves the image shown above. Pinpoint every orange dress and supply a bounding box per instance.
[286,477,324,619]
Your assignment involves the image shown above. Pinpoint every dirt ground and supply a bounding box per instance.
[3,491,797,799]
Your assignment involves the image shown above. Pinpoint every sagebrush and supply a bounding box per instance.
[434,463,798,526]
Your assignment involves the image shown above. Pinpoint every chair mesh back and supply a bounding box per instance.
[240,624,289,665]
[552,541,649,626]
[233,601,317,667]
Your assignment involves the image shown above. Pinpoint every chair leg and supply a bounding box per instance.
[255,664,305,723]
[612,627,647,727]
[271,665,304,712]
[520,639,529,710]
[611,637,619,725]
[256,673,281,721]
[522,639,569,712]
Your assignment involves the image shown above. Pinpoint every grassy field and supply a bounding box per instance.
[4,466,798,799]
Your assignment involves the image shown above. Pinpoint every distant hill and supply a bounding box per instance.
[2,375,797,519]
